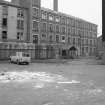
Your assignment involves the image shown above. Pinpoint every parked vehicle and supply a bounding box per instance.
[10,52,31,65]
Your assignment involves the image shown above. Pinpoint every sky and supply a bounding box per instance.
[6,0,102,36]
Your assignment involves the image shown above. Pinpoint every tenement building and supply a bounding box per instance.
[0,0,97,59]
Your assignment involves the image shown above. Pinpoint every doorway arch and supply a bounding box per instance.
[69,46,78,58]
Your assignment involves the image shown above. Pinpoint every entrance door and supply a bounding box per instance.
[69,46,77,58]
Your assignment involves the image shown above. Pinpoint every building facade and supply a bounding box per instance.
[0,0,98,59]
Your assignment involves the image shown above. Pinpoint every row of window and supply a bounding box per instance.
[32,21,97,37]
[31,8,97,32]
[81,47,96,55]
[1,31,24,41]
[32,34,96,46]
[1,30,96,46]
[2,5,24,18]
[2,18,24,30]
[41,10,97,31]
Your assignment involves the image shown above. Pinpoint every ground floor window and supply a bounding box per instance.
[56,35,59,43]
[2,31,7,40]
[33,35,38,44]
[62,50,67,56]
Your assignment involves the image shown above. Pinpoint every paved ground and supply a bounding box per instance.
[0,58,105,105]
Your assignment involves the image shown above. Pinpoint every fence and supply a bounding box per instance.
[0,47,56,60]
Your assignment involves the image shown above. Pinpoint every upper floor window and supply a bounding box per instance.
[61,27,66,34]
[61,17,66,24]
[41,23,47,32]
[61,36,65,43]
[33,35,38,44]
[32,8,39,18]
[2,5,8,15]
[49,24,53,32]
[49,14,54,21]
[56,25,60,33]
[33,21,39,32]
[41,12,47,19]
[17,9,24,18]
[49,35,53,42]
[55,17,60,22]
[17,32,23,40]
[17,20,24,30]
[2,18,7,27]
[56,35,59,43]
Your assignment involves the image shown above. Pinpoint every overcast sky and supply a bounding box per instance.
[7,0,102,36]
[41,0,102,36]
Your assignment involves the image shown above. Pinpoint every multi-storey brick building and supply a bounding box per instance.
[0,0,97,59]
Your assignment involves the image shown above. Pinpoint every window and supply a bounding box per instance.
[90,40,92,45]
[49,24,53,32]
[61,17,66,24]
[17,32,20,40]
[61,36,65,42]
[17,9,24,18]
[17,20,24,29]
[2,31,7,40]
[55,17,60,22]
[49,14,53,21]
[86,47,88,53]
[68,28,70,34]
[86,39,88,45]
[41,34,46,40]
[41,12,47,19]
[82,39,84,45]
[41,23,47,32]
[62,27,66,34]
[68,37,70,43]
[2,6,8,15]
[21,20,24,29]
[56,35,59,43]
[33,35,38,44]
[49,35,53,42]
[78,38,81,45]
[56,25,59,33]
[33,21,39,32]
[2,18,7,27]
[73,38,75,44]
[32,8,39,18]
[17,32,23,40]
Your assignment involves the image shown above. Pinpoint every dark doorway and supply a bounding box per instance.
[62,50,67,56]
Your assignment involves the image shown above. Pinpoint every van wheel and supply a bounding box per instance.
[26,62,29,65]
[10,59,12,63]
[17,60,20,65]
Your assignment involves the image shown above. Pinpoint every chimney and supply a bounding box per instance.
[53,0,58,11]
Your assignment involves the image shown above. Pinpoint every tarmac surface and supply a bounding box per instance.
[0,58,105,105]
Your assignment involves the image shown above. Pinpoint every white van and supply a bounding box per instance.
[10,52,31,65]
